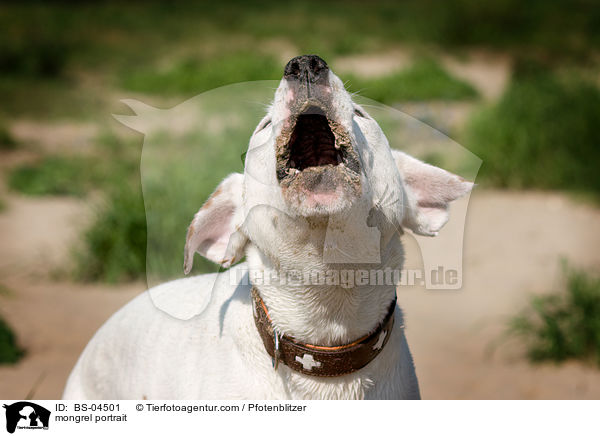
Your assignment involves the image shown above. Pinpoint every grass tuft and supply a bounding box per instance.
[464,68,600,196]
[0,315,24,365]
[74,182,147,283]
[8,156,103,197]
[0,37,72,79]
[121,52,281,96]
[0,123,17,150]
[509,264,600,366]
[344,59,478,103]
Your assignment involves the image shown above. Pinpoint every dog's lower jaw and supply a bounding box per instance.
[279,166,362,217]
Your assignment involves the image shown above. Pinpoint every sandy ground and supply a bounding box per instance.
[1,186,599,399]
[0,190,145,399]
[402,191,600,399]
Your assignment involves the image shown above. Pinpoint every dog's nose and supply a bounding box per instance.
[284,55,329,83]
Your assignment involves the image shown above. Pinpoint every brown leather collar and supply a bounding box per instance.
[251,287,396,377]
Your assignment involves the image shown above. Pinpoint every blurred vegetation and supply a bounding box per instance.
[0,315,24,364]
[8,131,139,198]
[138,87,263,285]
[9,156,104,197]
[122,52,282,95]
[346,59,478,103]
[0,122,17,150]
[3,0,596,59]
[509,264,600,366]
[72,112,250,283]
[1,0,598,118]
[70,133,147,282]
[465,64,600,197]
[74,181,148,283]
[0,36,72,79]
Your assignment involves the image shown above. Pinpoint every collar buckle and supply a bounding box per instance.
[272,330,281,370]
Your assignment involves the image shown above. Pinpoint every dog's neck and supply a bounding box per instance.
[245,218,403,346]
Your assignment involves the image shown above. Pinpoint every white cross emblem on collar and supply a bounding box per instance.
[295,353,321,371]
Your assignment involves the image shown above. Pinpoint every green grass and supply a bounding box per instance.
[0,122,17,150]
[0,76,103,120]
[0,315,24,365]
[121,52,282,96]
[1,1,597,65]
[65,133,147,283]
[7,133,139,198]
[509,264,600,366]
[8,156,105,197]
[1,0,598,118]
[344,58,478,103]
[0,36,72,79]
[464,67,600,197]
[75,181,147,283]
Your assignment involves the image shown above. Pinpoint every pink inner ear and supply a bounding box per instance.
[404,169,468,207]
[184,203,235,273]
[196,205,234,258]
[393,150,473,236]
[183,173,247,273]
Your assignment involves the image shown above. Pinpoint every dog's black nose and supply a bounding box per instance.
[284,55,329,83]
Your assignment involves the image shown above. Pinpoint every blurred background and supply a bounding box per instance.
[0,0,599,399]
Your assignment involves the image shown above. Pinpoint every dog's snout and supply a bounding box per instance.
[284,55,329,83]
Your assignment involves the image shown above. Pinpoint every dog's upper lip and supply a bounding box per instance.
[275,98,361,185]
[299,104,326,116]
[275,104,360,183]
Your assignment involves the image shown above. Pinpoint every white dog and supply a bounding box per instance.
[63,55,472,400]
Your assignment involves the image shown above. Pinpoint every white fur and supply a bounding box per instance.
[63,67,472,400]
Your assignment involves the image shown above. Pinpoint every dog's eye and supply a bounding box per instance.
[257,118,272,131]
[353,108,367,118]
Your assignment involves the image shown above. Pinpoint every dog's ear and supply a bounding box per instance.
[392,150,474,236]
[184,173,248,274]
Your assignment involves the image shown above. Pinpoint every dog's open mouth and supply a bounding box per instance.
[276,105,361,215]
[277,106,360,180]
[288,109,341,170]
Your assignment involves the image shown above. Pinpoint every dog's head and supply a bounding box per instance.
[268,54,362,216]
[184,55,473,273]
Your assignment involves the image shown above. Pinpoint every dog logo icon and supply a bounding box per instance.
[2,402,50,434]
